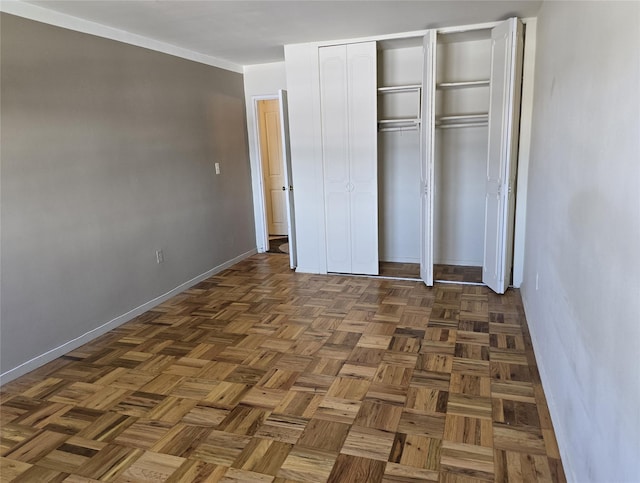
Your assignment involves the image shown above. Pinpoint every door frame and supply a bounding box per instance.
[252,94,296,265]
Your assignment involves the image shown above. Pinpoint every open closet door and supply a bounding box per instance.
[278,89,297,269]
[420,30,437,286]
[483,18,524,294]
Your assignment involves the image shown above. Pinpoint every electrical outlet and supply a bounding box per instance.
[215,162,221,175]
[156,249,164,264]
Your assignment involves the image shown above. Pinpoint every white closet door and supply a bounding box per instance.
[483,18,524,294]
[278,89,297,269]
[320,45,351,273]
[347,42,378,275]
[420,31,437,286]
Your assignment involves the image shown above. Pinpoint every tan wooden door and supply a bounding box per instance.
[258,99,287,236]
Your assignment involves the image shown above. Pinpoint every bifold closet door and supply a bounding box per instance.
[420,30,437,287]
[483,18,524,294]
[320,42,378,275]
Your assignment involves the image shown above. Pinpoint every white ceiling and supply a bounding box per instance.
[22,1,542,66]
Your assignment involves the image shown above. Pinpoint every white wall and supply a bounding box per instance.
[522,2,640,482]
[243,62,287,251]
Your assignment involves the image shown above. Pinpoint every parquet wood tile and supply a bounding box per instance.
[315,396,362,425]
[0,254,565,482]
[277,446,338,482]
[383,461,439,482]
[391,434,441,470]
[440,441,495,480]
[341,425,396,461]
[114,450,184,482]
[353,401,403,432]
[328,453,386,483]
[0,456,32,481]
[297,418,350,452]
[443,416,493,448]
[434,265,483,284]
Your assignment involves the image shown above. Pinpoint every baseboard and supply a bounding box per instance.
[0,248,257,385]
[520,289,576,483]
[294,266,321,274]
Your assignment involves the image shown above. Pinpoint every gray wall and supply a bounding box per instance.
[1,14,256,378]
[522,2,640,481]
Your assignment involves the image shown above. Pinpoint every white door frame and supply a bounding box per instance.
[253,94,299,259]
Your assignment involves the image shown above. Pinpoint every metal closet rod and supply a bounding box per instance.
[436,122,488,129]
[378,118,421,124]
[435,113,488,129]
[379,125,419,132]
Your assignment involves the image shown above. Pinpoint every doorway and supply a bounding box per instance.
[258,99,287,239]
[255,92,297,268]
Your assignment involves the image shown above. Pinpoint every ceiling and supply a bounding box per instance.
[22,1,543,66]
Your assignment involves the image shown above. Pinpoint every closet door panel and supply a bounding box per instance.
[347,42,378,275]
[320,46,349,184]
[420,31,437,286]
[325,191,352,272]
[351,191,378,273]
[483,18,524,294]
[320,45,351,273]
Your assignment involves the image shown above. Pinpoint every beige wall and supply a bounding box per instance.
[0,13,255,379]
[522,2,640,481]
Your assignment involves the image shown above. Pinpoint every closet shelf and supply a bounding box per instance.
[437,122,487,129]
[436,80,490,89]
[379,125,419,133]
[437,114,488,123]
[377,85,422,94]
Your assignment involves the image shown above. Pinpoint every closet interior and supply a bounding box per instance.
[433,30,492,283]
[377,30,493,283]
[377,38,423,279]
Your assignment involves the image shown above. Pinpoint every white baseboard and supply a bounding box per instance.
[294,266,321,274]
[520,290,576,483]
[0,248,257,384]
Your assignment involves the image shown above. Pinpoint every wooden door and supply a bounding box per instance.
[278,89,297,269]
[483,18,524,294]
[320,42,378,275]
[258,99,288,236]
[420,30,437,286]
